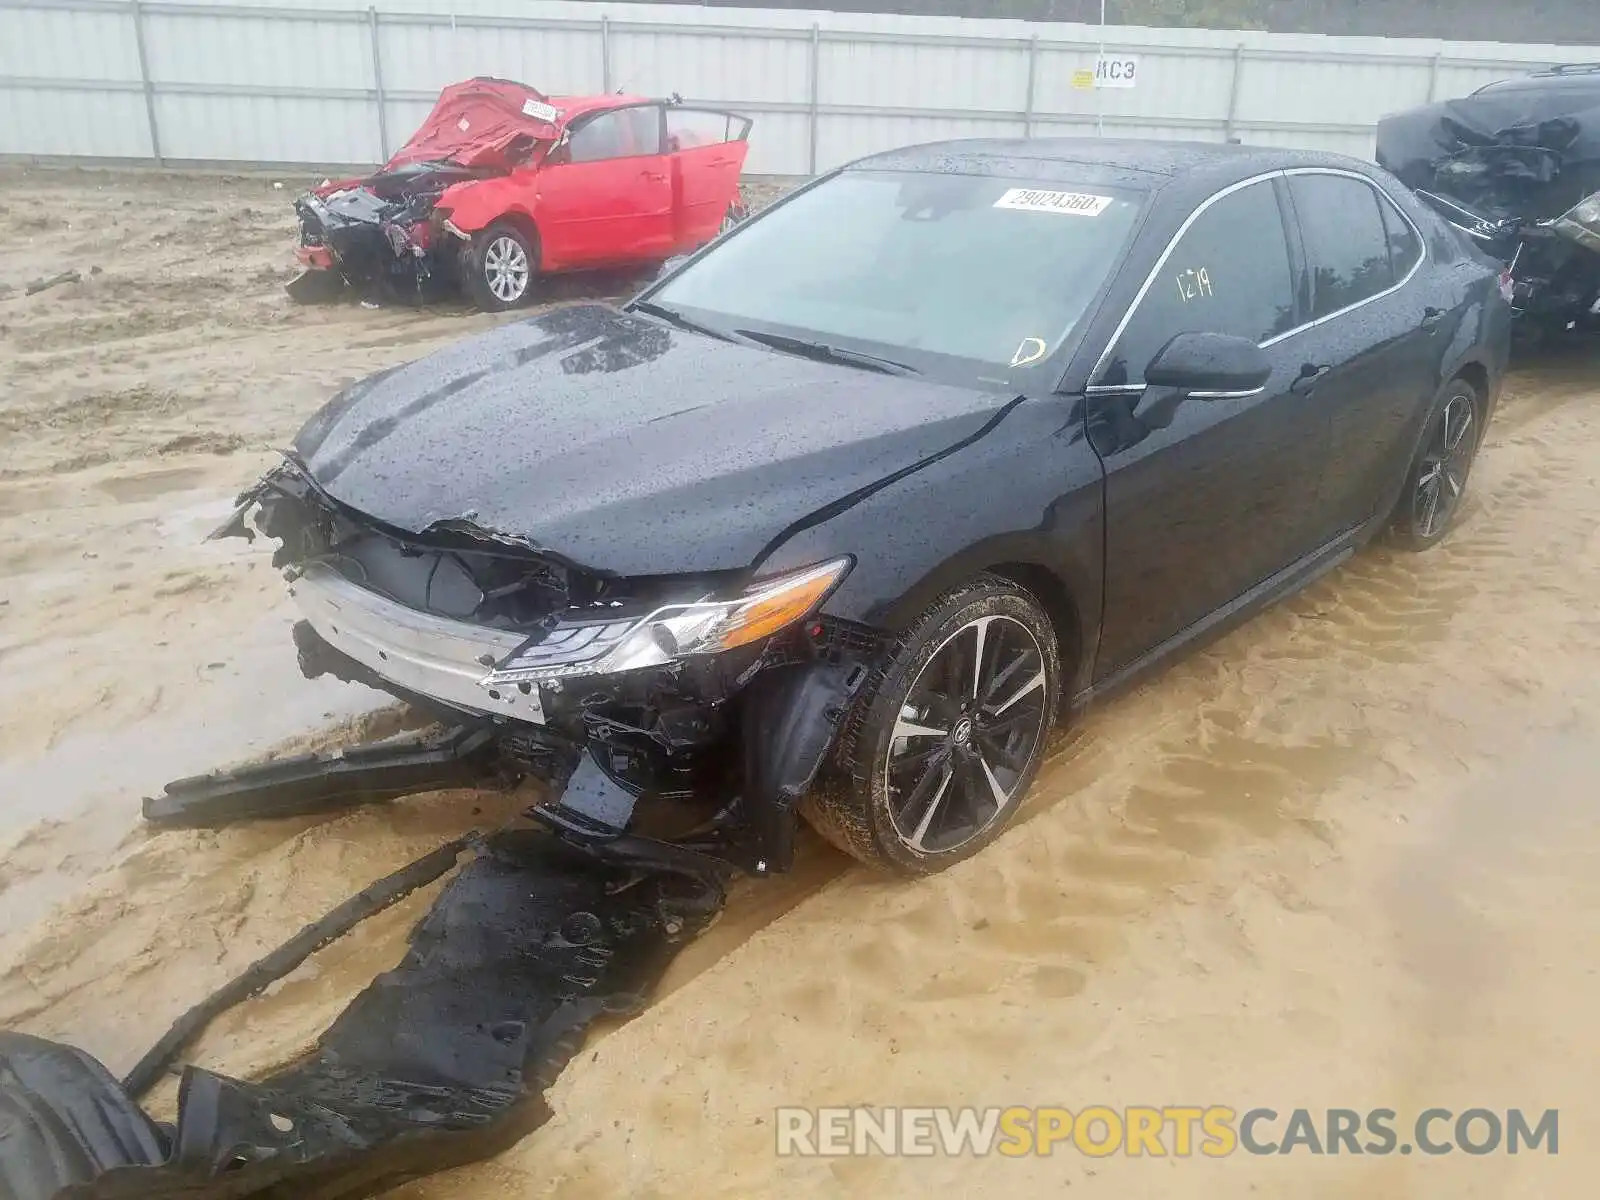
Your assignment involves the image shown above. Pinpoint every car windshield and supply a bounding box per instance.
[644,169,1144,387]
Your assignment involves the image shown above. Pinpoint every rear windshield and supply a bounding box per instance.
[646,169,1144,388]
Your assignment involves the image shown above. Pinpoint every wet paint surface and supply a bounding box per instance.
[294,302,1017,575]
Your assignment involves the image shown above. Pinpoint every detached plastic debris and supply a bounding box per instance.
[0,831,723,1200]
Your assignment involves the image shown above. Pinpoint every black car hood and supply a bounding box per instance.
[292,304,1020,576]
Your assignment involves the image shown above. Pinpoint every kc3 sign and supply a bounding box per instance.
[1094,54,1141,88]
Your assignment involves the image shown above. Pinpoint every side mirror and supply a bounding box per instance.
[1144,332,1271,397]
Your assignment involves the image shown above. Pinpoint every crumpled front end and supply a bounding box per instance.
[288,179,458,305]
[287,153,528,305]
[215,460,876,871]
[286,76,562,305]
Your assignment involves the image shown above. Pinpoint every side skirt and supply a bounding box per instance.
[1070,525,1366,713]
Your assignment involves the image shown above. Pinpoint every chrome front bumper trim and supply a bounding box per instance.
[288,562,544,722]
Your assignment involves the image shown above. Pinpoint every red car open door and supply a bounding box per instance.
[535,104,675,270]
[664,107,753,251]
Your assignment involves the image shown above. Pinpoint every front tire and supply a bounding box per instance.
[802,575,1061,875]
[1390,376,1483,551]
[465,222,536,311]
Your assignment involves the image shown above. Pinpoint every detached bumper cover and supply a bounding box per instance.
[0,832,723,1200]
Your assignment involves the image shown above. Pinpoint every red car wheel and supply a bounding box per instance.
[466,222,536,312]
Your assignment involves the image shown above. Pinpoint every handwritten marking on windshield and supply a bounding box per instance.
[1010,337,1049,367]
[993,189,1113,217]
[1176,267,1214,302]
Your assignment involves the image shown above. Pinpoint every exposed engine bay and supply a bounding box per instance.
[288,160,506,304]
[1378,66,1600,334]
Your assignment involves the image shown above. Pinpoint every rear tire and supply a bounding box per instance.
[1389,376,1483,551]
[801,574,1061,875]
[465,222,536,312]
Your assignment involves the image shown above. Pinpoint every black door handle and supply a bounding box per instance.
[1291,363,1331,394]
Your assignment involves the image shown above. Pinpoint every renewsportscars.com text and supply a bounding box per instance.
[775,1106,1559,1158]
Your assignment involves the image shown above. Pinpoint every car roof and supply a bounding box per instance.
[546,93,654,122]
[845,137,1380,192]
[1475,64,1600,95]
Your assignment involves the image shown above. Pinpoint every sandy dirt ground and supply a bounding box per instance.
[3,164,1600,1197]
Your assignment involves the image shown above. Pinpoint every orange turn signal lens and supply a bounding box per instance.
[714,558,852,651]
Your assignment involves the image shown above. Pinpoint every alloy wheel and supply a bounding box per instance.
[483,235,530,304]
[884,614,1050,856]
[1414,390,1476,539]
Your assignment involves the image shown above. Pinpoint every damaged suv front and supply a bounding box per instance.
[1378,64,1600,332]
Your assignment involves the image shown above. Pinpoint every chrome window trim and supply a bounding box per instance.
[1265,167,1429,344]
[1086,165,1429,392]
[1188,386,1267,400]
[1087,170,1283,387]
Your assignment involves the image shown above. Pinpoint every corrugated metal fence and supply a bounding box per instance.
[1,0,1595,174]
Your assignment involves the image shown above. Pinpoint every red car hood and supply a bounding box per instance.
[383,77,562,172]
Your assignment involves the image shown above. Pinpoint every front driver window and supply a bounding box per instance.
[1101,178,1296,387]
[566,106,662,163]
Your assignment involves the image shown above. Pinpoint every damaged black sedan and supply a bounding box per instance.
[205,139,1509,876]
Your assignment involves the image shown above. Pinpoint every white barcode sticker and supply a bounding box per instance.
[521,99,562,123]
[993,188,1113,216]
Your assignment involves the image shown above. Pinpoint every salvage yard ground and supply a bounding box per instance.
[3,164,1600,1197]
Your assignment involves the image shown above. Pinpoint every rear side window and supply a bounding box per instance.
[1100,178,1295,385]
[1379,193,1424,279]
[665,108,751,150]
[1289,174,1398,320]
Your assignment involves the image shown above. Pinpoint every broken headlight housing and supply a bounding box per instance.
[1550,190,1600,254]
[481,557,852,688]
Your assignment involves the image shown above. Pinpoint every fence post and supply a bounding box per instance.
[368,7,389,161]
[1223,43,1244,143]
[600,15,611,92]
[1427,50,1443,102]
[808,22,820,175]
[1023,35,1038,138]
[130,0,163,164]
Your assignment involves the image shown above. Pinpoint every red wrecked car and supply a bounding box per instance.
[288,77,752,310]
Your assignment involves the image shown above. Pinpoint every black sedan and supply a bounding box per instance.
[210,138,1511,877]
